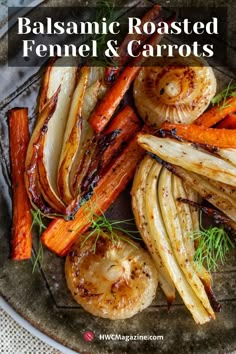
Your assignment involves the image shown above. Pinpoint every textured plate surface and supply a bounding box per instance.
[0,1,236,353]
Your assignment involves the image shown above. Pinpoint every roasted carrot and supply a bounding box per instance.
[90,105,141,172]
[41,135,145,256]
[216,113,236,129]
[89,35,165,133]
[8,108,32,260]
[161,122,236,148]
[79,105,141,195]
[104,4,162,84]
[195,96,236,128]
[90,13,175,133]
[89,66,141,133]
[104,105,141,134]
[71,106,141,200]
[101,105,142,168]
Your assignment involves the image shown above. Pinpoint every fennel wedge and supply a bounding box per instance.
[163,165,236,225]
[131,156,176,305]
[25,89,65,215]
[173,177,213,297]
[143,162,212,324]
[158,168,215,319]
[57,66,89,204]
[69,68,107,199]
[137,134,236,187]
[37,57,77,211]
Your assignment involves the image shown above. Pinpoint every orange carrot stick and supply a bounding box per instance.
[89,66,141,133]
[99,105,142,169]
[89,13,176,133]
[79,106,142,194]
[104,5,162,84]
[161,122,236,148]
[116,5,161,66]
[8,108,33,260]
[89,31,165,133]
[194,96,236,128]
[41,135,145,256]
[216,113,236,129]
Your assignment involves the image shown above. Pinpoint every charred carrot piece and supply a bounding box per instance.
[73,106,141,197]
[89,66,141,133]
[161,122,236,148]
[216,113,236,129]
[41,135,145,256]
[91,105,141,171]
[104,5,162,84]
[90,15,175,133]
[89,35,164,133]
[195,96,236,128]
[101,105,142,168]
[116,5,161,64]
[104,105,141,134]
[8,108,32,260]
[79,106,142,195]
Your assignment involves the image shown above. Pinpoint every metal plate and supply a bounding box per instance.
[0,1,236,353]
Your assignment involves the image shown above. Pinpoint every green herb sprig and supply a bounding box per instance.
[211,80,236,109]
[192,222,235,272]
[75,195,141,253]
[30,209,47,273]
[91,0,123,67]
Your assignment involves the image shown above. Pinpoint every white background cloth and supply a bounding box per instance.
[0,307,63,354]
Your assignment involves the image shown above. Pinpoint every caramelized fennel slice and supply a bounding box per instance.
[65,232,158,320]
[25,89,65,215]
[215,147,236,167]
[169,166,236,224]
[39,57,57,113]
[57,66,89,204]
[69,69,107,198]
[145,162,212,324]
[38,57,77,210]
[172,175,195,259]
[172,176,212,293]
[182,182,200,234]
[38,137,66,213]
[158,168,215,319]
[138,134,236,187]
[131,156,176,304]
[87,66,106,87]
